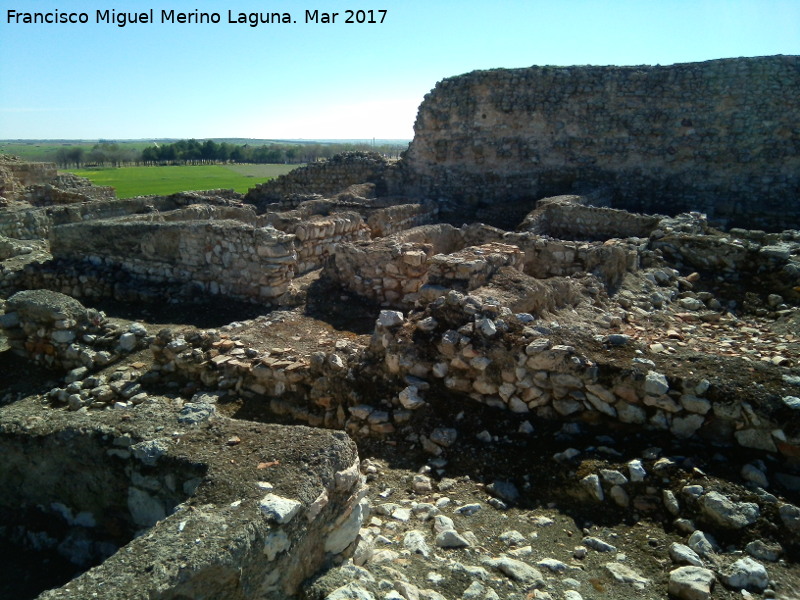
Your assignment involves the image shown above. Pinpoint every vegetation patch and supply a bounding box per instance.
[66,164,298,198]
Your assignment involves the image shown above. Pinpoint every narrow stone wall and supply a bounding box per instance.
[49,220,296,303]
[245,152,393,207]
[366,202,438,237]
[0,402,364,600]
[400,56,800,230]
[0,159,57,190]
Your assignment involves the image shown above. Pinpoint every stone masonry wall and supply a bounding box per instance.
[520,196,663,241]
[371,298,800,462]
[0,289,146,375]
[245,152,393,207]
[0,159,57,191]
[259,210,371,274]
[0,192,243,240]
[400,56,800,230]
[49,220,296,303]
[324,224,638,307]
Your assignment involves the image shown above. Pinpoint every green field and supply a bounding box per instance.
[67,164,299,198]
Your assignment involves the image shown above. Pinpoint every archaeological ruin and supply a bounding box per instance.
[1,55,799,600]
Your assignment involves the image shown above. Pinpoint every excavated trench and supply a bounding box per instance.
[0,419,204,599]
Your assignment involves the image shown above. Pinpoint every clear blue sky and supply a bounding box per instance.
[1,0,798,140]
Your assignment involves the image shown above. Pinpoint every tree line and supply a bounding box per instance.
[55,139,408,168]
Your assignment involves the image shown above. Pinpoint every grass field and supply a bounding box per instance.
[67,164,299,198]
[1,140,156,162]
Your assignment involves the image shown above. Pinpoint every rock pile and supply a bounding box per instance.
[0,289,146,372]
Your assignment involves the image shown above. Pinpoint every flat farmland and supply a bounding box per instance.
[66,164,299,198]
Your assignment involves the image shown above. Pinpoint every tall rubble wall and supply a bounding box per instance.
[399,56,800,230]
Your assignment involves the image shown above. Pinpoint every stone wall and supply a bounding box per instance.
[520,195,662,241]
[652,225,800,302]
[245,152,394,207]
[399,56,800,230]
[324,223,639,308]
[0,158,58,194]
[49,220,296,303]
[260,209,371,274]
[371,297,800,462]
[366,202,438,237]
[0,191,243,240]
[0,401,363,600]
[0,289,145,374]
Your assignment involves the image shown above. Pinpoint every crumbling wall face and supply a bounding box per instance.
[50,220,297,302]
[0,289,144,373]
[503,232,639,289]
[324,239,433,307]
[23,173,116,206]
[271,212,371,274]
[401,56,800,230]
[370,297,800,460]
[0,206,52,239]
[652,229,800,302]
[325,224,639,307]
[426,243,523,291]
[0,192,243,240]
[150,329,366,433]
[2,160,58,189]
[245,152,392,206]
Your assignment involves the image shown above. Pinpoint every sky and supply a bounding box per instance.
[1,0,798,140]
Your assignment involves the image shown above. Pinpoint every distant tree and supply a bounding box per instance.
[67,147,84,168]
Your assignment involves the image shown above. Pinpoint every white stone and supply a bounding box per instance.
[700,491,759,529]
[668,566,715,600]
[627,459,647,482]
[719,557,769,592]
[485,557,544,585]
[117,332,137,352]
[580,474,604,502]
[604,563,650,588]
[644,370,670,395]
[669,542,703,567]
[259,493,302,524]
[377,310,404,328]
[434,529,471,548]
[398,386,425,410]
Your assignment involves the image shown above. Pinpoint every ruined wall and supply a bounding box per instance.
[245,152,394,207]
[23,173,116,206]
[0,192,242,240]
[400,56,800,230]
[0,158,58,193]
[49,220,296,303]
[0,289,146,375]
[324,224,639,308]
[371,298,800,462]
[365,202,438,237]
[520,196,663,240]
[259,210,371,274]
